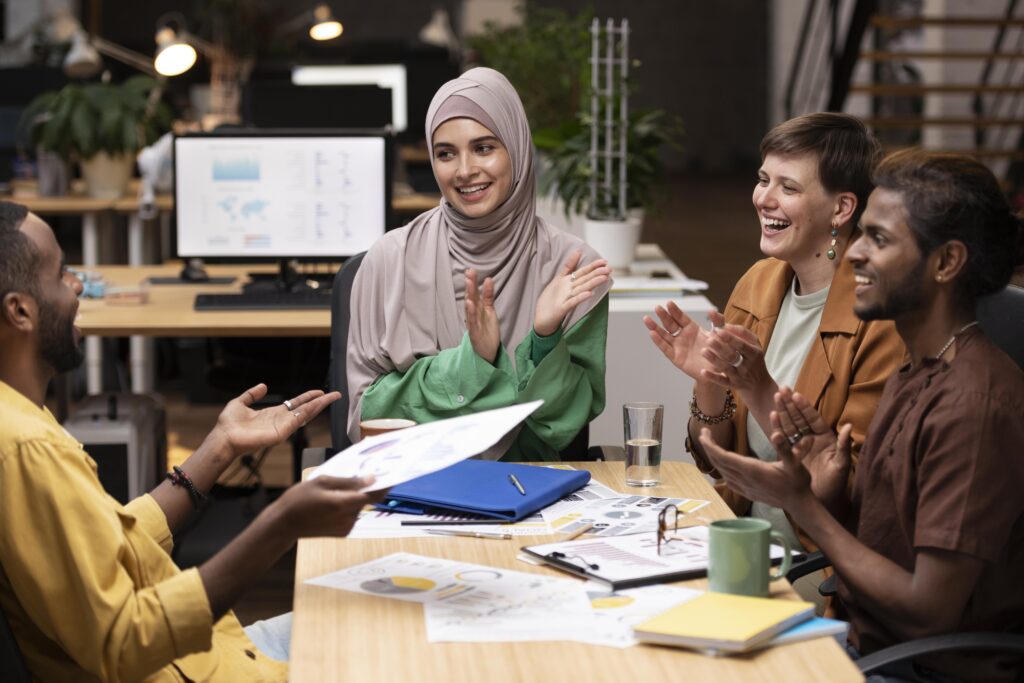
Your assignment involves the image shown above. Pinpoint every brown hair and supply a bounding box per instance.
[760,112,881,223]
[873,148,1024,301]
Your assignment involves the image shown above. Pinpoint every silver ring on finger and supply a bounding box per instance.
[787,432,802,446]
[283,399,294,410]
[731,353,744,368]
[570,271,577,282]
[799,425,812,436]
[671,329,681,337]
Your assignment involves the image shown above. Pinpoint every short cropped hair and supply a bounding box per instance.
[873,149,1024,301]
[760,112,881,223]
[0,201,39,302]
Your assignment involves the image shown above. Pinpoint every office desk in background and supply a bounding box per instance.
[290,461,863,683]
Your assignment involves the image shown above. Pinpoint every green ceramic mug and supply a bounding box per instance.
[707,518,792,597]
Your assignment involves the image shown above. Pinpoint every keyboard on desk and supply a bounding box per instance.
[194,290,332,311]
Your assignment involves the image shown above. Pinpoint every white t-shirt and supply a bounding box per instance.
[746,278,829,551]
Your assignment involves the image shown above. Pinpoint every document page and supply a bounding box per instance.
[311,401,542,491]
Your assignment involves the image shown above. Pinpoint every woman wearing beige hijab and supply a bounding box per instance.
[346,68,612,460]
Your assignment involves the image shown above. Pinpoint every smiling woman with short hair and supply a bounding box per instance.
[345,67,612,461]
[644,113,905,573]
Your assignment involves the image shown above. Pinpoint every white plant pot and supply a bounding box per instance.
[584,215,642,270]
[80,152,135,199]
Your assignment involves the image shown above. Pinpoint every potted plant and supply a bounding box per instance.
[19,75,173,199]
[536,108,683,268]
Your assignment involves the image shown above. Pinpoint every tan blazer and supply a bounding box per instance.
[714,256,905,550]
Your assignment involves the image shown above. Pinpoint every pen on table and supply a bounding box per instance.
[427,529,512,540]
[508,473,527,496]
[401,519,506,526]
[564,523,594,540]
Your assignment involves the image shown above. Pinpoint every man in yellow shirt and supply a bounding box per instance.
[0,201,380,681]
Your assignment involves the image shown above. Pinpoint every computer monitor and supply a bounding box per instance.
[291,64,408,132]
[243,83,393,130]
[174,129,392,264]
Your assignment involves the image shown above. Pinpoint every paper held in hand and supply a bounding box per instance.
[310,400,543,492]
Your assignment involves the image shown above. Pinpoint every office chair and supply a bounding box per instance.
[301,251,596,469]
[782,282,1024,673]
[977,283,1024,369]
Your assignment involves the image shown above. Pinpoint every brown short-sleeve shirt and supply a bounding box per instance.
[837,328,1024,682]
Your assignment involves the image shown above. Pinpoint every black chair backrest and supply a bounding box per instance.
[977,284,1024,370]
[0,591,31,683]
[328,252,366,452]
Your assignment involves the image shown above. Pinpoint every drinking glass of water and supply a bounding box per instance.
[623,402,664,487]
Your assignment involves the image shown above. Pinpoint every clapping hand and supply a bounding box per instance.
[700,321,772,395]
[771,387,852,511]
[208,383,341,460]
[534,252,611,337]
[643,302,715,380]
[699,423,813,510]
[465,268,501,363]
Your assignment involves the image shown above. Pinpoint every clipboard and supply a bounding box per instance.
[521,527,794,590]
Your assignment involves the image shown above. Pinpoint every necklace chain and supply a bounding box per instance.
[931,321,979,360]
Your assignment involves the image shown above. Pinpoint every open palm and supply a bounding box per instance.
[213,384,341,459]
[643,301,714,380]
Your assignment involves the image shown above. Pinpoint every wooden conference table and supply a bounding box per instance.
[289,461,863,682]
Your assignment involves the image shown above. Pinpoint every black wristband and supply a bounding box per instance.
[167,465,208,509]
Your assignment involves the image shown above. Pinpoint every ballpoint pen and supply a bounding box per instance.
[564,523,594,540]
[508,473,527,496]
[427,529,512,540]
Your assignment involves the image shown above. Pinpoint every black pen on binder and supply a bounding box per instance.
[508,473,527,496]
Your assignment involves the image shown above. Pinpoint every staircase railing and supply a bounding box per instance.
[785,0,878,118]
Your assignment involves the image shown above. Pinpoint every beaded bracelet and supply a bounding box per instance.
[689,389,736,425]
[166,465,208,509]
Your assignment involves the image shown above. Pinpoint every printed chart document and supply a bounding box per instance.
[310,401,542,491]
[306,552,594,643]
[543,495,711,537]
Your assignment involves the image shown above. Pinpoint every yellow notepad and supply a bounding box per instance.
[633,592,814,653]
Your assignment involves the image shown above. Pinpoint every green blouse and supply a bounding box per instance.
[360,295,608,461]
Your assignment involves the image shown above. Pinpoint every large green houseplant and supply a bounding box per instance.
[19,75,173,198]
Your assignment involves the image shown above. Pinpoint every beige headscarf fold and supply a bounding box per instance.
[346,67,609,440]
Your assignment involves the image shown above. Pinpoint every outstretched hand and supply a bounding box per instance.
[534,251,611,337]
[643,302,715,380]
[209,383,341,460]
[465,268,501,363]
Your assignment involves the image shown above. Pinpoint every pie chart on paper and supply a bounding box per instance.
[360,576,436,595]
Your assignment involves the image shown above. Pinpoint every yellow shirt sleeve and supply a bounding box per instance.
[124,493,174,555]
[0,438,213,683]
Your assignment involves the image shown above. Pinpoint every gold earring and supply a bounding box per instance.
[827,220,839,260]
[937,275,944,282]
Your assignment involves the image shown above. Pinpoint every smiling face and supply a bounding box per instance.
[432,117,513,219]
[846,188,929,322]
[21,214,84,373]
[753,153,840,264]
